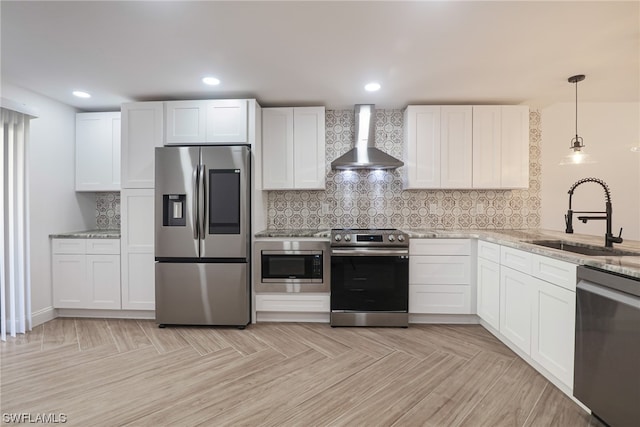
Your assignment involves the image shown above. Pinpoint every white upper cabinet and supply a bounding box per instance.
[441,106,473,188]
[262,106,325,190]
[473,105,529,189]
[205,99,248,143]
[404,105,528,189]
[121,102,164,189]
[165,100,247,145]
[403,106,472,189]
[262,108,294,189]
[404,106,440,188]
[75,112,121,191]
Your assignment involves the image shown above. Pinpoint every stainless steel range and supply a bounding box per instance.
[330,228,409,327]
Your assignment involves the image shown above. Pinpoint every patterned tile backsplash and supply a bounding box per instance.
[95,192,120,229]
[267,109,542,230]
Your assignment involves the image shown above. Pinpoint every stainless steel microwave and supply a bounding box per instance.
[254,240,330,293]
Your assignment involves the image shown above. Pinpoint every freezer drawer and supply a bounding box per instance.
[155,262,250,326]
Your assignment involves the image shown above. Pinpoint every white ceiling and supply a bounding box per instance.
[2,1,639,111]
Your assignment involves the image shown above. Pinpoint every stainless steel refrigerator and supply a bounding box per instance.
[154,145,250,327]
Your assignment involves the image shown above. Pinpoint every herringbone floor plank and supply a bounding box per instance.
[0,319,600,426]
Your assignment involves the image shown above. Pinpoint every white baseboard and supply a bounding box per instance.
[409,313,480,324]
[56,309,155,320]
[256,312,330,323]
[32,306,57,327]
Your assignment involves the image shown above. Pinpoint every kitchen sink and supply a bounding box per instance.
[526,240,640,257]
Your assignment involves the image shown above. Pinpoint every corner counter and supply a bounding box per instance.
[401,228,640,279]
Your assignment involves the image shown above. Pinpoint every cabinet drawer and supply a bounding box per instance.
[409,284,471,314]
[255,294,330,312]
[52,239,86,254]
[410,255,470,285]
[531,254,577,292]
[477,240,500,263]
[86,239,121,255]
[500,246,532,274]
[410,239,471,256]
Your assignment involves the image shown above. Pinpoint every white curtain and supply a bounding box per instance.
[1,107,32,341]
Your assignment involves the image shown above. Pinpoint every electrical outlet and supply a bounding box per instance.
[321,202,330,215]
[476,203,484,214]
[429,203,437,215]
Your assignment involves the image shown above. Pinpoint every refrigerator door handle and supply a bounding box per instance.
[193,165,200,240]
[200,164,207,241]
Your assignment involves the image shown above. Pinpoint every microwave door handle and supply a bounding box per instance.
[200,164,206,241]
[193,165,200,240]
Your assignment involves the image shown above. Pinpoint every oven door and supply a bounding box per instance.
[330,248,409,312]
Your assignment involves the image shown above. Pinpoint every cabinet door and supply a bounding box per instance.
[205,99,248,143]
[52,254,86,308]
[531,277,575,387]
[121,189,155,310]
[76,112,121,191]
[165,100,206,144]
[472,106,501,188]
[86,254,121,309]
[500,106,529,188]
[121,102,163,188]
[477,257,500,330]
[410,256,470,285]
[440,106,472,189]
[255,294,330,312]
[293,107,325,189]
[262,108,294,189]
[500,266,532,354]
[409,284,471,314]
[403,106,441,188]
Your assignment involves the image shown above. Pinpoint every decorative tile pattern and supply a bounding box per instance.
[95,192,120,229]
[267,109,542,230]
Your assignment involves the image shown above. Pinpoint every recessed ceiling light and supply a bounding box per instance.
[72,90,91,98]
[202,76,221,86]
[364,82,381,92]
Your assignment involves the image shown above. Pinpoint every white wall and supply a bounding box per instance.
[1,82,95,324]
[541,102,640,241]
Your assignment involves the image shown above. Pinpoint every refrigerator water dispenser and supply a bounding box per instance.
[163,194,186,226]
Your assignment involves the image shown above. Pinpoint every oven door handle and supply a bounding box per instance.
[331,248,409,256]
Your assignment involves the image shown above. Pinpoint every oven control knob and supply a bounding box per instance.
[398,235,405,242]
[344,235,351,242]
[388,235,395,242]
[334,234,342,242]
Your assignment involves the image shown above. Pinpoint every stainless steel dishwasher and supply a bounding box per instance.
[574,266,640,427]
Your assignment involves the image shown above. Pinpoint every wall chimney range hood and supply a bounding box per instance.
[330,104,404,170]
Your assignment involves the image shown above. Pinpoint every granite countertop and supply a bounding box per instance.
[49,229,121,239]
[402,228,640,279]
[255,229,331,238]
[254,228,640,278]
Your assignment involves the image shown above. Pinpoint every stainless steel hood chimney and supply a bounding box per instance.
[330,104,404,170]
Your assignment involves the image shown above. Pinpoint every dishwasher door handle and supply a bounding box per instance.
[577,279,640,309]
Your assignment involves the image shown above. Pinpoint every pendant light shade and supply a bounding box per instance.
[560,74,595,165]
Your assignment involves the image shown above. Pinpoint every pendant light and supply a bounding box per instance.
[560,74,595,165]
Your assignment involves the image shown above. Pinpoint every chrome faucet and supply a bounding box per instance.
[565,177,623,248]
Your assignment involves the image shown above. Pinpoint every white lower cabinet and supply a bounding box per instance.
[500,266,532,354]
[120,189,155,310]
[476,256,500,330]
[409,239,472,314]
[52,238,121,309]
[255,294,330,312]
[531,276,576,387]
[477,240,577,389]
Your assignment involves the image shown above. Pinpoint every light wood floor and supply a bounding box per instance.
[1,319,602,426]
